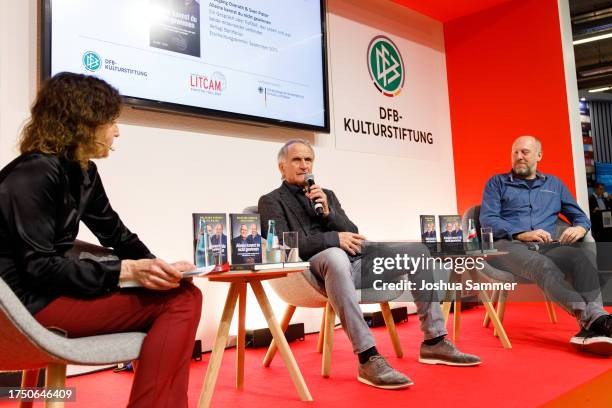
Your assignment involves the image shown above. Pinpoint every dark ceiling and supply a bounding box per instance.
[571,0,612,92]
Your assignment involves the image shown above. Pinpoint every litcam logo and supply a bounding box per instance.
[82,51,102,72]
[367,36,404,97]
[189,72,226,94]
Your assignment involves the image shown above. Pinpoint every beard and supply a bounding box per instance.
[512,162,535,178]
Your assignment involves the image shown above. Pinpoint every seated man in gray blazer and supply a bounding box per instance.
[259,139,480,390]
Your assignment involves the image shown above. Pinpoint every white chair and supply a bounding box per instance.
[0,241,144,408]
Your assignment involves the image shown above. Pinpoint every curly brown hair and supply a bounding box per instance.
[19,72,122,168]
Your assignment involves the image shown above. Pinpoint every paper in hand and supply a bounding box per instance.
[182,265,216,278]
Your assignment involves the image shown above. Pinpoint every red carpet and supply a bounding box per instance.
[542,369,612,407]
[2,303,610,407]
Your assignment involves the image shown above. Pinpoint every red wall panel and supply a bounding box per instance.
[392,0,514,23]
[444,0,575,214]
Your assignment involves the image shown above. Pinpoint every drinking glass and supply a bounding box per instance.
[480,227,494,251]
[283,231,299,262]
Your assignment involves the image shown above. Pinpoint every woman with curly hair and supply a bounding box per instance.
[0,72,202,407]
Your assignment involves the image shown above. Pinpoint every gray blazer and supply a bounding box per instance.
[258,183,358,260]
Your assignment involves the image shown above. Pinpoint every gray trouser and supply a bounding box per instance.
[489,240,608,329]
[305,247,447,354]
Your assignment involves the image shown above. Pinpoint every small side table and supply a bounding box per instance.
[197,268,313,408]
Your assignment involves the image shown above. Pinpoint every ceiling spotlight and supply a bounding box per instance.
[588,86,612,93]
[574,32,612,45]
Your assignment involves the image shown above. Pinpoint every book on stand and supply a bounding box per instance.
[230,213,263,270]
[420,215,437,245]
[192,213,228,267]
[438,215,463,243]
[439,215,464,253]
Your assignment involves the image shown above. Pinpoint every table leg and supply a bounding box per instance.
[198,283,240,408]
[442,272,460,324]
[453,291,462,341]
[493,290,507,337]
[237,283,247,390]
[250,280,313,402]
[442,295,453,324]
[483,290,500,328]
[469,272,512,349]
[263,304,297,367]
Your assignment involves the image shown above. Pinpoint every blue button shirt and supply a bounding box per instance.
[480,172,591,240]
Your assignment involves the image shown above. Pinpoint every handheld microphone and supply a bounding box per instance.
[95,141,115,152]
[304,173,324,216]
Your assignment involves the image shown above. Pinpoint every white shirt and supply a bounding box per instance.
[593,193,607,211]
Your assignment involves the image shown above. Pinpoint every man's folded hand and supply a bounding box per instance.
[559,226,586,244]
[339,232,367,255]
[515,229,552,243]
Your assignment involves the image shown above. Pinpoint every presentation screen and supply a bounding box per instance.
[42,0,329,131]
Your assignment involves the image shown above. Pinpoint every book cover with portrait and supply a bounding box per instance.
[192,213,227,267]
[420,215,437,244]
[229,213,262,269]
[438,215,463,244]
[150,0,201,57]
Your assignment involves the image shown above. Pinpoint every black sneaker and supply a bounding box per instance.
[590,315,612,337]
[570,327,612,357]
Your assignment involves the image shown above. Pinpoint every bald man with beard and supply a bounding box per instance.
[480,135,611,356]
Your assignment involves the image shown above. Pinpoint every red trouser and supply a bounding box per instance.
[34,282,203,408]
